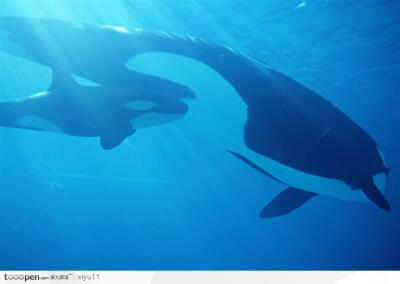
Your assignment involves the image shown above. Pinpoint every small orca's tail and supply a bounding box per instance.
[361,177,391,211]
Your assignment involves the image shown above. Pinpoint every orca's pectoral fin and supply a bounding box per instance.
[228,151,317,217]
[100,129,136,150]
[228,151,281,183]
[260,187,317,218]
[361,179,391,211]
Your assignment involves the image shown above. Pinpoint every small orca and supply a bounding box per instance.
[0,71,188,150]
[0,17,391,216]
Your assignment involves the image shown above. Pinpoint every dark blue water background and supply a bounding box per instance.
[0,0,399,269]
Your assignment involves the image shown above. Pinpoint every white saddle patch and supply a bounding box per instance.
[101,25,129,34]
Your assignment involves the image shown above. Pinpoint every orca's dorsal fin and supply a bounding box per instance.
[49,69,77,90]
[260,187,317,218]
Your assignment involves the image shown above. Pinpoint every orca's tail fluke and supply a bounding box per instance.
[361,177,391,211]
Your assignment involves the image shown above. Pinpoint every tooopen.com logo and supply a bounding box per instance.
[4,273,40,282]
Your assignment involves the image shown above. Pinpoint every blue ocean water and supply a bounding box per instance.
[0,0,399,270]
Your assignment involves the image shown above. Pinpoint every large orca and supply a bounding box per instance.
[0,71,188,150]
[0,17,390,216]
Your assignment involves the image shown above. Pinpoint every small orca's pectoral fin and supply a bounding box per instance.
[361,179,391,211]
[260,187,318,218]
[100,129,136,150]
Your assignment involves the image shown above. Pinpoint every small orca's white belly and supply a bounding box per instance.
[16,115,64,133]
[126,52,369,202]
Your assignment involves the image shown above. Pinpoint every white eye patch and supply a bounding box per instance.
[125,101,157,111]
